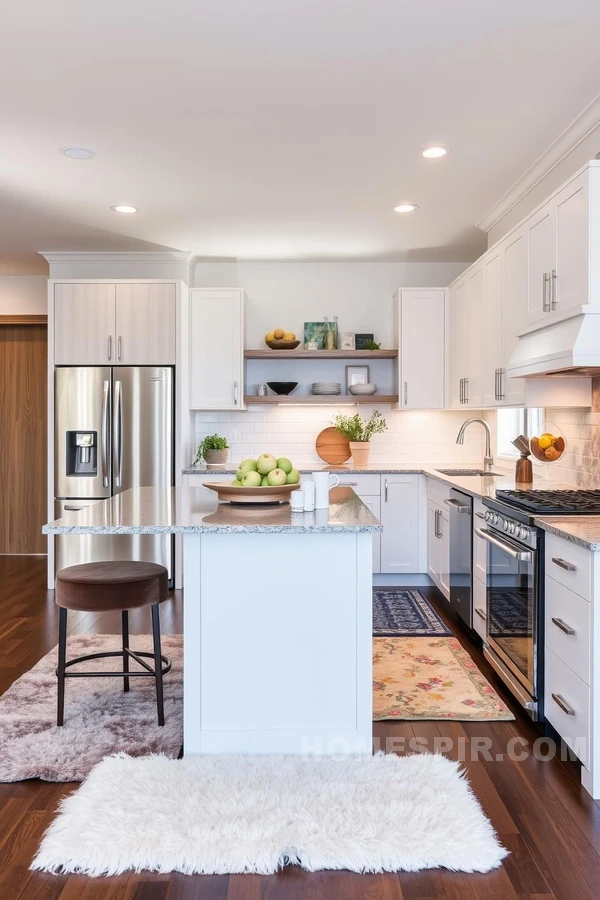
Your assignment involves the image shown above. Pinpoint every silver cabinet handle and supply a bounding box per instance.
[404,381,408,406]
[463,378,468,404]
[552,557,576,572]
[64,505,88,512]
[551,617,575,636]
[551,693,575,716]
[497,368,505,401]
[118,335,122,360]
[445,498,471,513]
[101,379,110,488]
[108,335,112,360]
[233,381,239,405]
[475,528,532,561]
[113,380,123,488]
[384,478,388,502]
[433,508,439,538]
[474,607,487,621]
[551,269,557,310]
[543,272,550,312]
[343,481,358,485]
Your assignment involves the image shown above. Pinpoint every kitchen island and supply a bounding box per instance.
[44,486,381,756]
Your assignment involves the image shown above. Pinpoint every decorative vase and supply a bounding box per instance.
[204,449,229,466]
[349,441,371,466]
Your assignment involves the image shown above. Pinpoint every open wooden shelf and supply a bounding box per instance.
[244,394,399,405]
[244,349,398,359]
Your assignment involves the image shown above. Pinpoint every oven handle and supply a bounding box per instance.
[475,528,533,561]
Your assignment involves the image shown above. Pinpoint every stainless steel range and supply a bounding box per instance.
[480,488,600,720]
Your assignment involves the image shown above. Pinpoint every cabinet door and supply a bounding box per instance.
[449,278,468,407]
[115,283,176,364]
[502,226,526,406]
[54,283,115,365]
[400,290,445,409]
[380,476,420,573]
[427,501,441,586]
[465,264,484,407]
[526,202,555,325]
[483,249,503,407]
[438,507,450,599]
[190,289,245,410]
[360,495,381,573]
[554,172,589,316]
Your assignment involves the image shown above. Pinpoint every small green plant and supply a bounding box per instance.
[193,433,230,464]
[363,339,381,351]
[333,410,387,443]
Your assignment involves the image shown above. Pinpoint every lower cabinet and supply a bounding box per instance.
[380,475,421,573]
[427,499,449,599]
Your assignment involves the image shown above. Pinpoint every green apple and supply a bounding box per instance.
[241,470,262,487]
[286,468,300,484]
[261,475,269,485]
[230,479,242,486]
[277,457,293,475]
[238,459,258,473]
[267,468,287,486]
[256,453,277,475]
[235,469,245,482]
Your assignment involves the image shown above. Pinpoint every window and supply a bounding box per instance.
[497,408,544,459]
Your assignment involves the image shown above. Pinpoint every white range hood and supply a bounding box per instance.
[507,310,600,378]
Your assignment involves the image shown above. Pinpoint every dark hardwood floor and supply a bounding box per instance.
[1,557,599,899]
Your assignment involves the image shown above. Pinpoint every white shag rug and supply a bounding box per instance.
[32,752,507,876]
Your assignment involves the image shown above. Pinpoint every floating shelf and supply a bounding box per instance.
[244,395,399,405]
[244,349,398,359]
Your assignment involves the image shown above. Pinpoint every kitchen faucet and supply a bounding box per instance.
[456,417,494,474]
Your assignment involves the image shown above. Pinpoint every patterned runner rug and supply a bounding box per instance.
[373,588,451,636]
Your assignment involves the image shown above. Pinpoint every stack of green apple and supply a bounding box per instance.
[232,454,300,487]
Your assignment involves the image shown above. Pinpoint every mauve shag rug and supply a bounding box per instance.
[0,634,183,782]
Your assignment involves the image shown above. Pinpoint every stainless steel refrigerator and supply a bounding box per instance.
[54,367,174,578]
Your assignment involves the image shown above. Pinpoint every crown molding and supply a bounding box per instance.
[477,92,600,233]
[37,251,194,265]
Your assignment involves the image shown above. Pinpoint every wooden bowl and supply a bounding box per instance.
[265,339,301,350]
[203,481,301,504]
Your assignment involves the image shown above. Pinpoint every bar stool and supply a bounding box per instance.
[55,561,171,727]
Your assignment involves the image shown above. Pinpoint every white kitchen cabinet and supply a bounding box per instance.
[482,248,503,407]
[115,283,176,364]
[396,289,445,409]
[54,283,116,365]
[449,275,468,407]
[189,288,245,410]
[449,263,483,408]
[426,482,450,600]
[380,475,420,573]
[54,281,177,366]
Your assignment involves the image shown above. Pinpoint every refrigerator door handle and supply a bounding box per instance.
[113,380,123,488]
[101,380,110,488]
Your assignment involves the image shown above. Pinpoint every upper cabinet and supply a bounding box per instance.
[449,262,484,408]
[54,282,176,366]
[189,288,245,410]
[525,169,589,327]
[396,289,445,409]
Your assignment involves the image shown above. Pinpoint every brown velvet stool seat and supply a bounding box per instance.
[55,561,171,727]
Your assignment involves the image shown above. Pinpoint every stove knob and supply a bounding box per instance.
[520,526,529,541]
[503,520,509,531]
[492,513,498,525]
[484,510,491,523]
[508,522,516,534]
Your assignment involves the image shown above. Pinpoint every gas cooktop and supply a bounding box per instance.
[495,489,600,515]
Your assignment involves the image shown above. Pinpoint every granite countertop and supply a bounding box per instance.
[535,517,600,551]
[43,486,382,535]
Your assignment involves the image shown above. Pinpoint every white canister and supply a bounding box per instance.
[290,490,305,512]
[303,480,316,512]
[312,472,340,508]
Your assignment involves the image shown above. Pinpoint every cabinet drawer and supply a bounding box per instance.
[335,474,381,494]
[545,576,590,685]
[472,575,487,641]
[545,534,591,600]
[427,477,451,507]
[544,647,590,765]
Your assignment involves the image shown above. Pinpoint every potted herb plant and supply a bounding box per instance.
[333,410,387,466]
[193,433,230,467]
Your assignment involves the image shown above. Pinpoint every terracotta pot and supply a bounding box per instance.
[204,449,229,466]
[349,441,371,466]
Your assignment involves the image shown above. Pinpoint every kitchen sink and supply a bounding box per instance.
[435,468,504,477]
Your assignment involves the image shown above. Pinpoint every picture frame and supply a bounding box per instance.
[303,321,327,349]
[341,331,355,350]
[354,333,374,350]
[345,365,370,390]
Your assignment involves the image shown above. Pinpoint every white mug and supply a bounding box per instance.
[312,472,340,508]
[291,490,305,512]
[303,480,316,511]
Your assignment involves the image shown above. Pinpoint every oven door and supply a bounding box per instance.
[476,527,537,699]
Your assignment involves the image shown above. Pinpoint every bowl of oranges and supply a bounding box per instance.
[530,428,566,463]
[264,329,300,350]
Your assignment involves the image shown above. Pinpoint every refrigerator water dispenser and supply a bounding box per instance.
[66,431,98,476]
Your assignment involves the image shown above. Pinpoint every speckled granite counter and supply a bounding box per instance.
[43,485,381,535]
[535,516,600,550]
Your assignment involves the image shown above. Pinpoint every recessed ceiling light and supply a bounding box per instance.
[110,205,138,214]
[394,204,418,213]
[61,147,95,160]
[419,146,450,159]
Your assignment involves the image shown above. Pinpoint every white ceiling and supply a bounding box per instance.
[2,0,600,269]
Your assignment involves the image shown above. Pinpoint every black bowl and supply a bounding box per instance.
[267,381,298,395]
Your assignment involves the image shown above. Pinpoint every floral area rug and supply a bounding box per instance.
[373,637,514,721]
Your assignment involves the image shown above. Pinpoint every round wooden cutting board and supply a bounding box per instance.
[315,427,351,465]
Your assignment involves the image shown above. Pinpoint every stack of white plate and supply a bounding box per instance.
[348,383,377,396]
[311,382,342,395]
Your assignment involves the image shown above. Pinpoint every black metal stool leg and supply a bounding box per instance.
[122,610,130,693]
[151,603,165,726]
[57,607,67,726]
